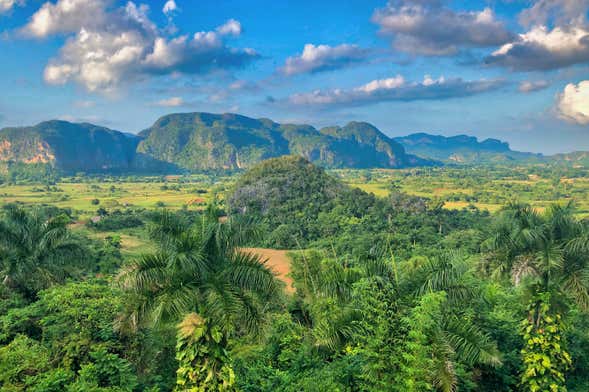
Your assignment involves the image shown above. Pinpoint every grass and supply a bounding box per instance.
[336,166,589,216]
[3,165,588,234]
[0,180,224,218]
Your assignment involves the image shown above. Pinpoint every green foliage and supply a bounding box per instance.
[482,202,589,390]
[87,209,145,232]
[5,162,59,184]
[1,158,589,392]
[69,347,138,392]
[227,156,488,252]
[0,280,172,391]
[0,120,139,174]
[520,297,571,392]
[137,112,420,171]
[0,334,51,389]
[120,207,279,390]
[175,314,235,391]
[0,205,85,299]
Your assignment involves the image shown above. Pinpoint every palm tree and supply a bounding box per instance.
[404,252,501,392]
[481,201,589,319]
[481,201,589,391]
[0,206,84,300]
[119,207,278,391]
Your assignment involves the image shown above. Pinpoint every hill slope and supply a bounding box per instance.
[0,121,139,172]
[547,151,589,166]
[137,113,430,170]
[394,132,542,164]
[226,155,377,247]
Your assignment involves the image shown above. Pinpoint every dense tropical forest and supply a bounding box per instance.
[1,156,588,391]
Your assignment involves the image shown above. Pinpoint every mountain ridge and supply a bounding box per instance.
[0,113,585,173]
[394,132,543,164]
[0,113,432,172]
[136,112,433,170]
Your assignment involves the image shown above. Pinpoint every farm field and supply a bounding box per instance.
[0,176,234,218]
[1,165,588,220]
[335,165,589,217]
[0,164,586,265]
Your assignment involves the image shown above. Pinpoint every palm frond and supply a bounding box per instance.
[225,251,278,298]
[561,268,589,311]
[312,307,362,352]
[443,317,502,367]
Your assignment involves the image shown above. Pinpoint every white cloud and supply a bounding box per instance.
[372,1,512,55]
[356,75,405,93]
[281,43,368,75]
[216,19,241,36]
[557,80,589,125]
[519,0,589,28]
[29,0,258,93]
[155,97,184,107]
[162,0,177,16]
[0,0,23,13]
[518,80,550,93]
[23,0,107,37]
[288,75,505,108]
[488,25,589,70]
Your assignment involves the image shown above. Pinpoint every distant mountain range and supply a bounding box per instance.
[393,133,543,164]
[0,112,585,173]
[0,113,431,173]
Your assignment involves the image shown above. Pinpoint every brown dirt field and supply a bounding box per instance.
[241,248,294,293]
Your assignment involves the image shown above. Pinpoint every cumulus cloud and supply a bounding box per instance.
[162,0,177,16]
[287,75,505,108]
[25,0,258,93]
[486,25,589,71]
[519,0,589,28]
[519,80,550,93]
[557,80,589,125]
[216,19,241,36]
[23,0,108,37]
[155,96,184,107]
[0,0,23,13]
[372,0,512,55]
[280,43,369,75]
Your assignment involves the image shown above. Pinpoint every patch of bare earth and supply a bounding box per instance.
[241,248,294,293]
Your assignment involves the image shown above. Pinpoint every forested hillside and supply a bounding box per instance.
[0,121,139,172]
[0,113,431,175]
[1,157,588,391]
[137,113,429,170]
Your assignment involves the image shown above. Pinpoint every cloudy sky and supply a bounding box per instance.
[1,0,589,154]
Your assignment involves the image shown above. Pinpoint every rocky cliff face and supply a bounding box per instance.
[0,121,139,172]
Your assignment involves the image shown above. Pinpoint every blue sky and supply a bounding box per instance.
[1,0,588,154]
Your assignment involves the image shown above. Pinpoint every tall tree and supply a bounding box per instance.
[0,206,84,300]
[482,202,589,391]
[402,252,502,391]
[120,207,278,391]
